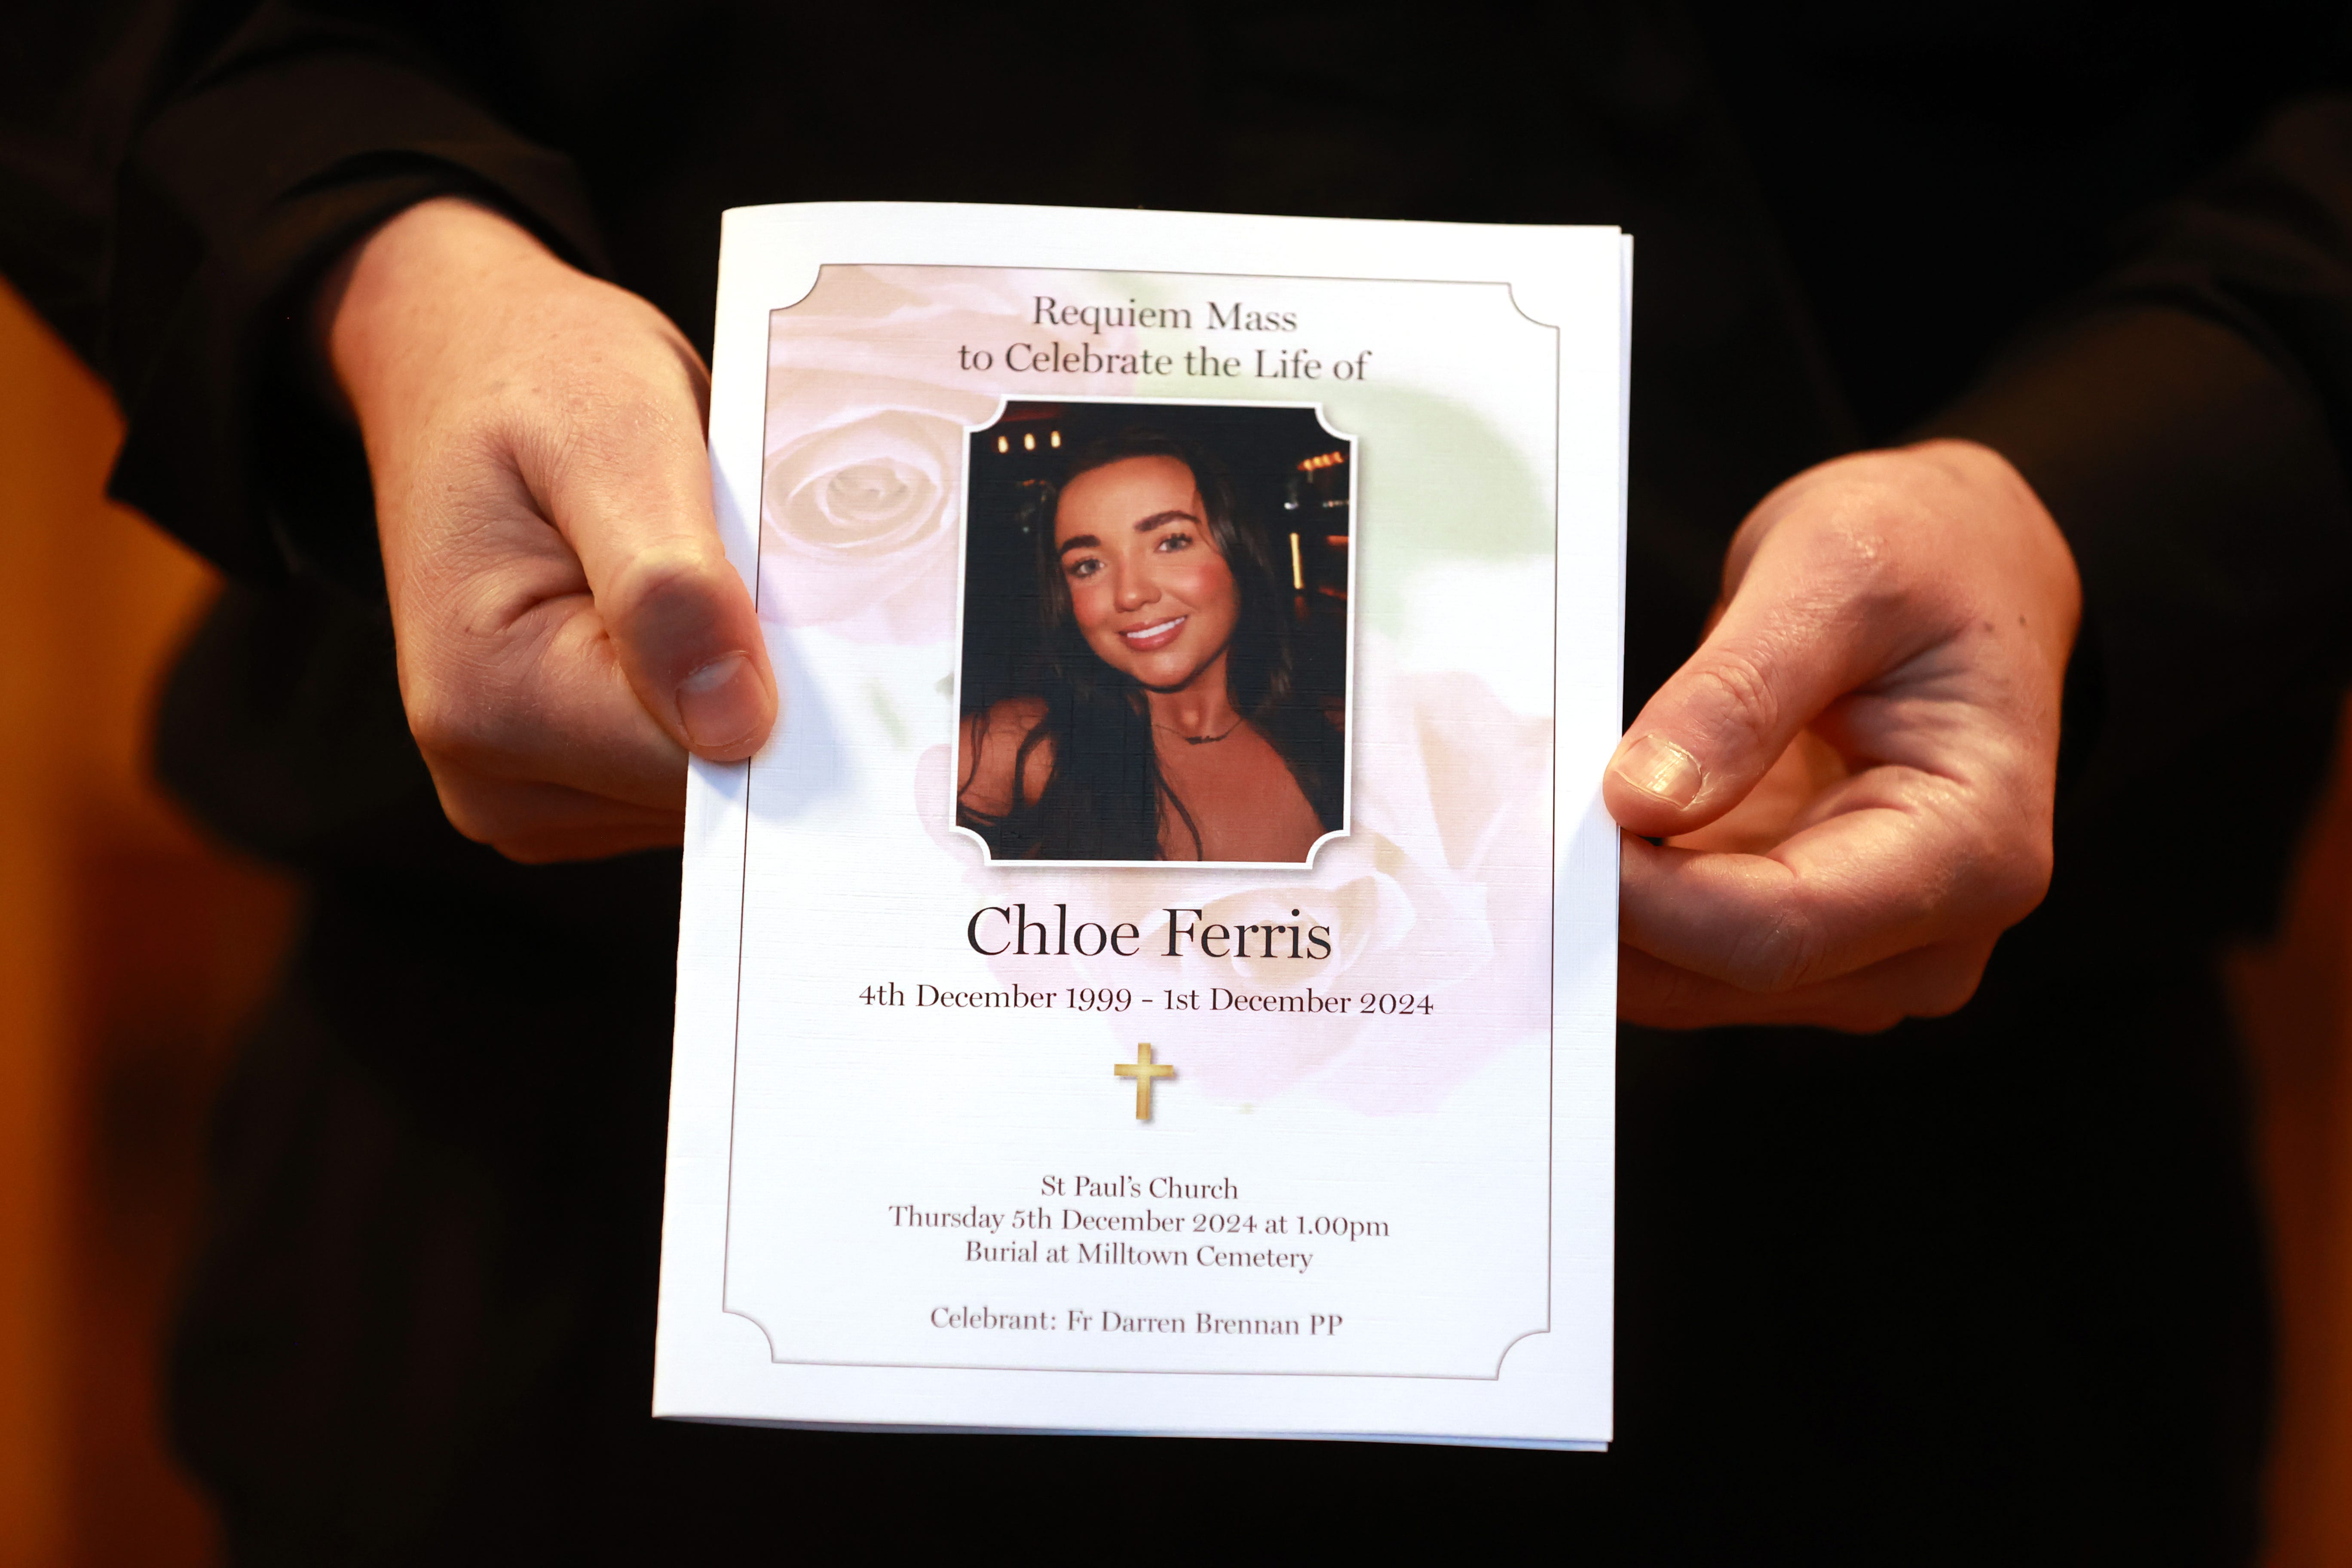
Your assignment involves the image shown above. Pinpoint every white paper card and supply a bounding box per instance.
[656,202,1627,1447]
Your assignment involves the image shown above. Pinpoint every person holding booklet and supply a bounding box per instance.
[4,2,2346,1561]
[957,427,1342,864]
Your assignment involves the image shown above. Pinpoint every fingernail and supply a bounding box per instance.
[1612,733,1703,808]
[676,652,765,752]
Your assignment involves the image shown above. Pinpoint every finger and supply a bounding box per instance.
[425,767,684,862]
[1664,729,1847,854]
[531,326,778,762]
[403,582,692,813]
[504,596,695,805]
[1604,484,1935,839]
[1618,937,1996,1033]
[1617,774,2020,992]
[497,817,686,864]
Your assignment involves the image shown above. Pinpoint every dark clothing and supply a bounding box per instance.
[6,2,2351,1561]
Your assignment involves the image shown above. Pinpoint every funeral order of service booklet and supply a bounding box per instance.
[655,203,1628,1448]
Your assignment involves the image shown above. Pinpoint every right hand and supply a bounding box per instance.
[1605,440,2078,1032]
[319,196,777,863]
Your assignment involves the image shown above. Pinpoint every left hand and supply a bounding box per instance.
[1607,439,2080,1032]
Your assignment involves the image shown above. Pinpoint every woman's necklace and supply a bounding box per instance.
[1156,716,1246,746]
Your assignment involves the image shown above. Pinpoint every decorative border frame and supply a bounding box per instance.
[714,263,1562,1382]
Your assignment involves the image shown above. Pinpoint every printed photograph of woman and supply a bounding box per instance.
[955,404,1352,864]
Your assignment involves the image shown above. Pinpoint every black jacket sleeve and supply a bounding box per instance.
[1927,97,2352,931]
[0,0,606,589]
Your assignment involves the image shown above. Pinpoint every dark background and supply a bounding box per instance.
[957,400,1353,724]
[9,1,2352,1560]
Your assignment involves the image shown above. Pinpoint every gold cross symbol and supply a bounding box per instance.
[1114,1042,1175,1121]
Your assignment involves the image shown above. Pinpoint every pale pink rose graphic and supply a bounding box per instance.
[760,265,1142,643]
[919,645,1554,1113]
[759,374,987,642]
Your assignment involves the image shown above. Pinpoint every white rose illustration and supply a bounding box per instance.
[760,374,990,641]
[760,265,1142,643]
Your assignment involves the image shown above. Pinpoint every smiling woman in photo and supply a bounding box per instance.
[958,427,1342,862]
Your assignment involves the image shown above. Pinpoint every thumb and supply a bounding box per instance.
[1604,521,1899,838]
[540,369,778,763]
